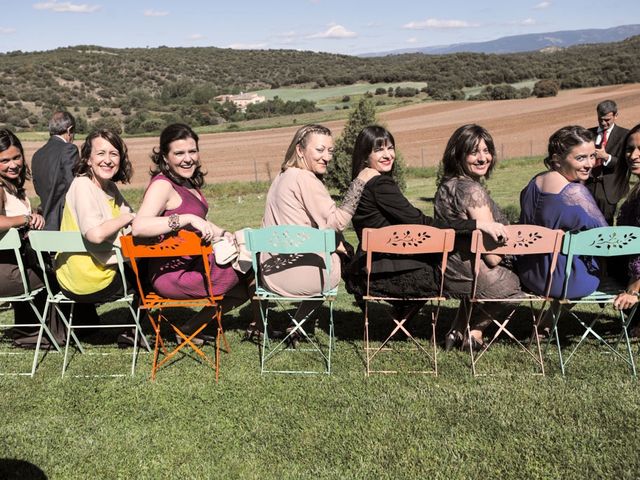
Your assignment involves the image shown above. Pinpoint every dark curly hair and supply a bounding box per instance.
[439,124,497,184]
[149,123,206,188]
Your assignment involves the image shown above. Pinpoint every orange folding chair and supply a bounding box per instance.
[464,225,564,376]
[120,230,228,381]
[361,224,455,376]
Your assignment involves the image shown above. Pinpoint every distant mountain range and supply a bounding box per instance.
[361,24,640,56]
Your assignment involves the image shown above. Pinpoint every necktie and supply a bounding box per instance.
[602,129,608,149]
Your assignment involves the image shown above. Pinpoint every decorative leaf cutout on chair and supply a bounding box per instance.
[512,231,542,248]
[589,232,639,250]
[387,229,431,247]
[146,235,185,253]
[268,230,312,249]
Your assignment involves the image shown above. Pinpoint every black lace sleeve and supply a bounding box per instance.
[339,177,366,215]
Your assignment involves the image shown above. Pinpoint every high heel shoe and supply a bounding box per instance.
[444,330,463,351]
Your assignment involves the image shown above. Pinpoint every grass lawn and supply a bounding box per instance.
[2,158,640,479]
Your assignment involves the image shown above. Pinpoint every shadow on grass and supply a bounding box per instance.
[0,459,47,480]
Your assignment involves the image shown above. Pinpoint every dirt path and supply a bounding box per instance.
[22,83,640,191]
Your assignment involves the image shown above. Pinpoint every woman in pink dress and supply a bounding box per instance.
[132,123,250,344]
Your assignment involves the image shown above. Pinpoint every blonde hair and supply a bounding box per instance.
[281,124,332,172]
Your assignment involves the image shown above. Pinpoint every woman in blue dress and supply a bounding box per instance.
[519,125,607,300]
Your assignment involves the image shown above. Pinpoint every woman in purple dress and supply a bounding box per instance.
[132,123,249,344]
[519,125,607,300]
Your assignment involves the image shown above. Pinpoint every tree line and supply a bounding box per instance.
[0,35,638,133]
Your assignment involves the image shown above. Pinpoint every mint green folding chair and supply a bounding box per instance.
[245,225,337,374]
[29,230,150,377]
[550,226,640,376]
[0,228,61,376]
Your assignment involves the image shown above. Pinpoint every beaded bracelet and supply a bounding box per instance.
[168,213,180,231]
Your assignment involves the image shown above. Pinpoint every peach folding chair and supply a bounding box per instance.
[361,225,455,376]
[464,225,564,376]
[120,230,228,381]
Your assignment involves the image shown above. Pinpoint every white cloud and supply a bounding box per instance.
[520,17,536,25]
[406,37,418,44]
[228,42,268,50]
[0,27,16,34]
[189,34,205,40]
[308,24,356,39]
[144,9,168,17]
[403,18,479,29]
[534,1,551,9]
[33,1,101,13]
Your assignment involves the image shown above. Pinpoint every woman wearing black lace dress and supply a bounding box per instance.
[434,124,522,350]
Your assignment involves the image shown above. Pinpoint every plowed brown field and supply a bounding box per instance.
[22,84,640,191]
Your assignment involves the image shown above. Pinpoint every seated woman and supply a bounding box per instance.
[608,124,640,315]
[434,124,522,350]
[260,124,379,343]
[55,129,139,347]
[0,129,48,347]
[346,125,509,329]
[519,125,606,300]
[131,123,249,344]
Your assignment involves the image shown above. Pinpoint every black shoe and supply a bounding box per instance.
[462,335,485,353]
[285,328,301,349]
[117,330,147,349]
[444,330,463,351]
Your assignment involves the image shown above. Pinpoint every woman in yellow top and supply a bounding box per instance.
[55,129,137,346]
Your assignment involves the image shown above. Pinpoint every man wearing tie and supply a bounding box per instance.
[586,99,629,225]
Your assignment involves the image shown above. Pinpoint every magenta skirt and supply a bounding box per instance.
[149,253,240,299]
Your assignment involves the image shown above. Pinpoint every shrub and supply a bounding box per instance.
[533,79,559,98]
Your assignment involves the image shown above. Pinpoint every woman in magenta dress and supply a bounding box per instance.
[132,123,249,343]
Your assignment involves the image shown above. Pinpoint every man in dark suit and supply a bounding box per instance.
[31,111,77,231]
[586,99,629,225]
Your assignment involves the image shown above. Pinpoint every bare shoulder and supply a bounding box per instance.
[536,171,568,194]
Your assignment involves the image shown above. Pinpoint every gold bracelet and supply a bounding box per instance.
[167,213,180,231]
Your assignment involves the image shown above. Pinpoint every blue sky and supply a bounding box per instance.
[1,0,637,55]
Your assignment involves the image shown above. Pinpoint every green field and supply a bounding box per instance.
[255,82,428,103]
[462,80,538,99]
[2,158,640,479]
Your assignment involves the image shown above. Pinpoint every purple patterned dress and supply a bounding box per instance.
[146,174,239,298]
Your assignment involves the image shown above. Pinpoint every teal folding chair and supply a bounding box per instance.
[29,230,150,378]
[0,228,61,376]
[245,225,337,374]
[550,226,640,376]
